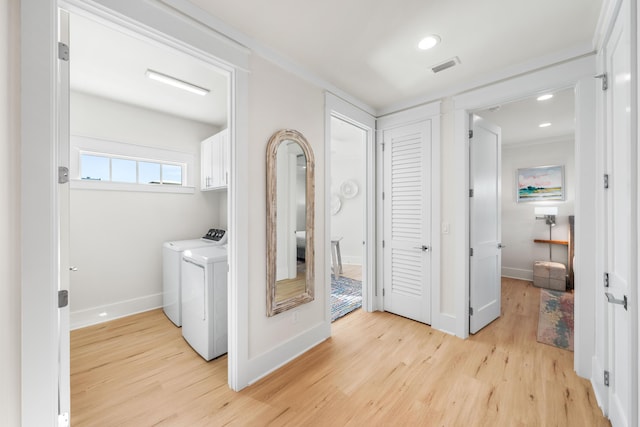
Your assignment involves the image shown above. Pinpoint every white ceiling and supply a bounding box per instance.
[70,13,229,127]
[476,88,575,145]
[187,0,602,111]
[70,1,597,136]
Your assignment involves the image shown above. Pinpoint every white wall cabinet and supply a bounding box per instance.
[201,128,229,191]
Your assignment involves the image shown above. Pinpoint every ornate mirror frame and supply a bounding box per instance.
[266,129,315,316]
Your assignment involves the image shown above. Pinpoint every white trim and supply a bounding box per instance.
[70,180,195,194]
[593,0,624,52]
[70,293,162,330]
[502,133,575,149]
[325,93,377,313]
[452,58,598,386]
[245,322,328,386]
[501,268,534,281]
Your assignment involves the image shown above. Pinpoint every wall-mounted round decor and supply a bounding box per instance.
[340,179,358,199]
[331,194,342,215]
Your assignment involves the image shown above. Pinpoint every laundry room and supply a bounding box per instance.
[67,13,229,330]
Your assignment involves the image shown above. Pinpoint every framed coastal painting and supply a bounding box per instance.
[517,165,564,202]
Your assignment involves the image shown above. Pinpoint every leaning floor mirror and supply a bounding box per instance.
[266,129,315,317]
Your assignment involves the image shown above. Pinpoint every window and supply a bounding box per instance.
[79,153,184,185]
[71,135,195,193]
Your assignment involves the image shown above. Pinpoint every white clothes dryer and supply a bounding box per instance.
[181,245,228,361]
[162,228,227,326]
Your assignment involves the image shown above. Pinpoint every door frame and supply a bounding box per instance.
[452,56,597,378]
[325,93,376,313]
[376,102,442,327]
[21,0,250,423]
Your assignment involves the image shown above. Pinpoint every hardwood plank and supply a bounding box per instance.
[71,278,609,426]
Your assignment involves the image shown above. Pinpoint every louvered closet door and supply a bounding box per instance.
[383,121,432,324]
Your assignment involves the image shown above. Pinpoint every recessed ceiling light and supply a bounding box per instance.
[418,35,441,50]
[539,122,552,128]
[145,69,209,96]
[537,94,553,101]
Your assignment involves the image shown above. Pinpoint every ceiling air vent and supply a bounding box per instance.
[431,56,461,74]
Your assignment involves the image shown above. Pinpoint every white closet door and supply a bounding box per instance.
[469,115,502,334]
[382,120,432,324]
[603,0,635,424]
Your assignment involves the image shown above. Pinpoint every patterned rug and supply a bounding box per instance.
[331,276,362,322]
[537,288,574,351]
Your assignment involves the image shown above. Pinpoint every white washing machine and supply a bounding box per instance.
[181,245,228,361]
[162,229,227,327]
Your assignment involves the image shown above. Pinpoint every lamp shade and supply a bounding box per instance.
[535,206,558,216]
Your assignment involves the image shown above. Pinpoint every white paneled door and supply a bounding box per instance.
[57,8,71,426]
[602,0,636,425]
[469,115,502,334]
[382,121,432,324]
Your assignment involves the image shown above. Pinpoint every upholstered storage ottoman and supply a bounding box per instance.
[533,261,566,291]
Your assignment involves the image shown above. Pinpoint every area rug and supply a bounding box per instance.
[537,288,574,351]
[331,276,362,322]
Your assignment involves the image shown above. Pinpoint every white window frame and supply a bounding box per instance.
[70,135,196,194]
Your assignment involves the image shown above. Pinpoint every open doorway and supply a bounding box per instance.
[66,9,232,421]
[472,88,576,351]
[329,116,367,321]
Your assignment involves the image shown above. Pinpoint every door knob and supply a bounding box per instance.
[497,243,506,249]
[69,266,78,271]
[413,245,431,252]
[605,292,628,310]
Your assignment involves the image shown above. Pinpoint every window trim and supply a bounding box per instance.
[70,135,195,194]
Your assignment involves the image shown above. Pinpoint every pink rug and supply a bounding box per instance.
[537,289,574,351]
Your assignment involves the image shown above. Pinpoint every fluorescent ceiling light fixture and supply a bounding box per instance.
[418,35,441,50]
[539,122,552,128]
[145,69,209,96]
[537,94,553,101]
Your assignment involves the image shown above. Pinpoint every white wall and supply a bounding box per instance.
[0,0,20,425]
[246,55,328,373]
[69,92,224,328]
[331,132,365,265]
[501,138,575,280]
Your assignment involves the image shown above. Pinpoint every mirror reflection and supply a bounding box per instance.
[266,129,314,316]
[274,142,307,302]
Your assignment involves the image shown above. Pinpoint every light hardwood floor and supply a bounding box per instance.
[71,277,609,426]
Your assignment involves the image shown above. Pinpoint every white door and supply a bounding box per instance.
[57,8,71,426]
[602,0,635,424]
[382,121,432,324]
[469,115,502,334]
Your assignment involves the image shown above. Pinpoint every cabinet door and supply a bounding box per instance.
[201,129,229,191]
[201,136,214,190]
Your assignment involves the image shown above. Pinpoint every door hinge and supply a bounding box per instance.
[470,248,474,256]
[604,272,609,288]
[381,143,385,152]
[382,240,385,248]
[469,189,474,197]
[58,290,69,308]
[382,288,385,297]
[382,191,385,200]
[604,370,610,387]
[594,73,608,91]
[58,42,69,61]
[469,307,474,316]
[58,166,69,184]
[604,174,609,189]
[468,130,473,139]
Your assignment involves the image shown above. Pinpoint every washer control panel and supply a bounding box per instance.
[202,228,227,244]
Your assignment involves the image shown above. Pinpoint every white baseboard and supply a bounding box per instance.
[501,267,533,281]
[70,293,163,330]
[433,312,458,337]
[246,321,330,386]
[340,256,362,265]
